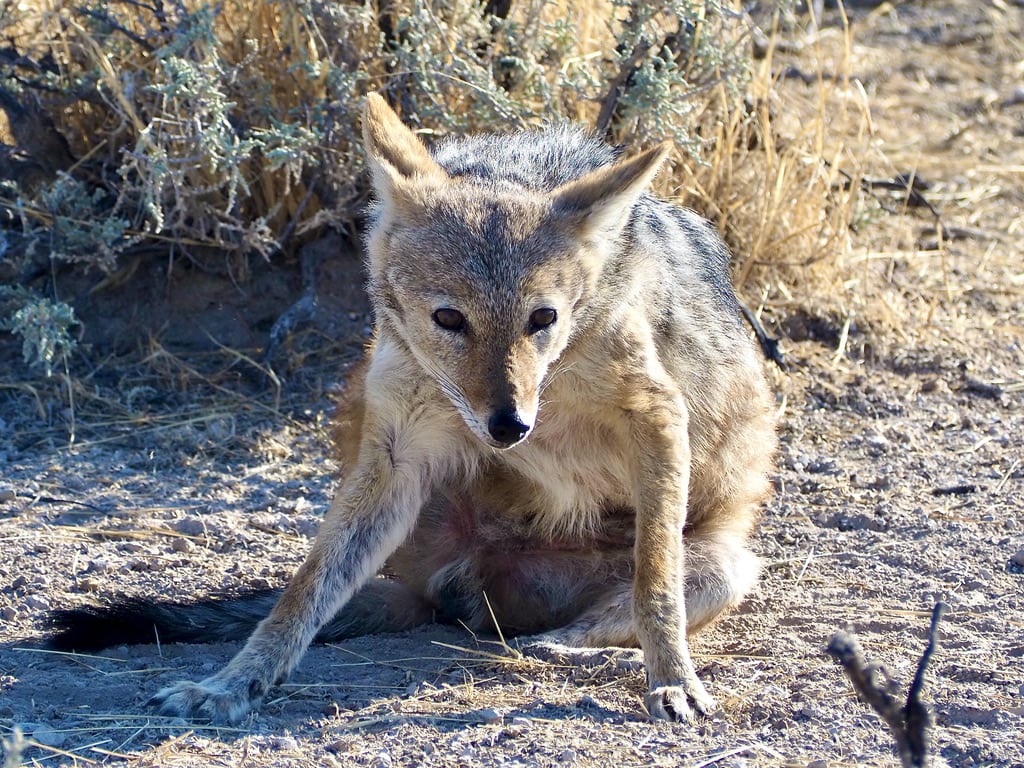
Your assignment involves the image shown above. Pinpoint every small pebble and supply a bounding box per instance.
[20,723,66,748]
[865,432,889,454]
[23,595,50,611]
[77,577,102,593]
[1010,547,1024,568]
[920,377,950,395]
[173,518,207,536]
[325,739,350,754]
[170,537,194,553]
[472,707,503,724]
[0,489,15,502]
[271,735,299,751]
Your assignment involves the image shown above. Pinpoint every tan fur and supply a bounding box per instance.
[149,93,777,725]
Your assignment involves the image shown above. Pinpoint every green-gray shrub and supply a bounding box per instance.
[0,0,765,374]
[0,286,78,376]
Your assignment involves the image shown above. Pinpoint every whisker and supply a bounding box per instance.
[412,354,490,439]
[540,359,577,395]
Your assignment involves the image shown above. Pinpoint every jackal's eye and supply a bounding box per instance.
[528,307,557,333]
[432,308,466,332]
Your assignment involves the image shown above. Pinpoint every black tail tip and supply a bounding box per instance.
[45,604,160,652]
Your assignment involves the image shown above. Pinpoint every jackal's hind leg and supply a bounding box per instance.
[682,530,760,634]
[517,531,757,719]
[519,580,716,721]
[519,530,757,647]
[316,577,434,641]
[517,582,645,674]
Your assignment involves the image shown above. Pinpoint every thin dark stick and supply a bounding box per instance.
[18,493,107,513]
[595,38,650,138]
[908,602,949,707]
[739,303,786,369]
[827,601,948,768]
[73,7,156,51]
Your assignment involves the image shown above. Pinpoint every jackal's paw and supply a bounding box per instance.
[148,674,265,724]
[518,639,644,673]
[644,681,717,723]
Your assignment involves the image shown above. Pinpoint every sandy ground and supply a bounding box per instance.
[2,2,1024,766]
[2,332,1022,768]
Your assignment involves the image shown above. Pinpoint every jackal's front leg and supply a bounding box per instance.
[150,411,447,723]
[629,384,716,723]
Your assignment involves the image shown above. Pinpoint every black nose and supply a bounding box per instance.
[487,408,530,446]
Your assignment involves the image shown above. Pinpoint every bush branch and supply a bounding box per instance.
[827,601,948,768]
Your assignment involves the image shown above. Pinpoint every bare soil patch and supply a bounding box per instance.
[2,2,1023,766]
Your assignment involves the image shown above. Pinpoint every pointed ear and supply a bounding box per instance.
[549,142,671,238]
[362,93,447,208]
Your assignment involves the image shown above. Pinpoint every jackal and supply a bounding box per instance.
[50,94,777,724]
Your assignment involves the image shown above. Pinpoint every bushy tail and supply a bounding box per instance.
[47,578,434,652]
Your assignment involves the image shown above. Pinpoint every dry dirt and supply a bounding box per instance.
[2,2,1024,766]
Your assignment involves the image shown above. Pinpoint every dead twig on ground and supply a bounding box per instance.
[13,493,107,512]
[827,601,949,768]
[739,302,787,369]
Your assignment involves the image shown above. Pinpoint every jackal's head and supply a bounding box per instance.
[362,94,667,450]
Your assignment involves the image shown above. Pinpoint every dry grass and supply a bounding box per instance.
[0,1,864,294]
[675,13,872,315]
[0,329,347,459]
[790,4,1021,349]
[2,0,1020,418]
[2,10,355,318]
[0,0,875,431]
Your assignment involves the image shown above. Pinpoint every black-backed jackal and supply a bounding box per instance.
[51,94,777,725]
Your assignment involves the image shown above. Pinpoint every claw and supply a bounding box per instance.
[518,636,718,723]
[644,681,717,722]
[147,677,257,725]
[645,685,693,722]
